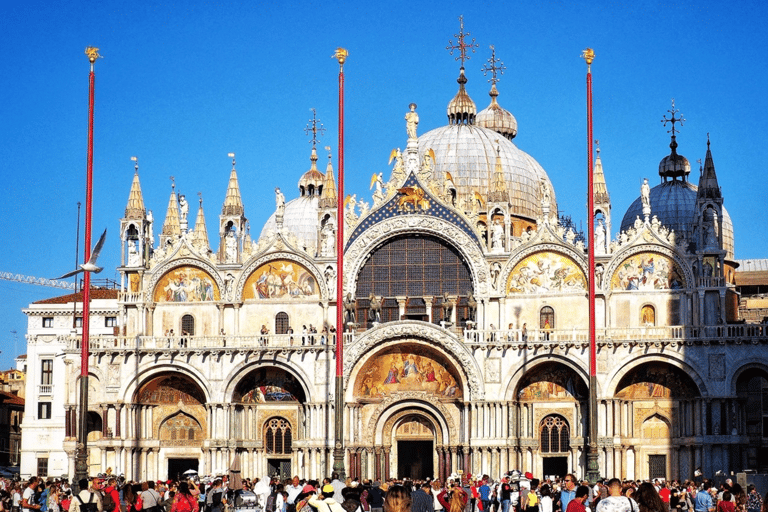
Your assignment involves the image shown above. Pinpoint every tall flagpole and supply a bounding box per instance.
[332,47,348,480]
[582,48,600,483]
[76,46,100,486]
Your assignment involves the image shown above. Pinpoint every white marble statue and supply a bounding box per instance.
[491,220,504,251]
[405,103,419,139]
[127,240,140,266]
[275,187,285,214]
[225,231,238,263]
[595,219,606,255]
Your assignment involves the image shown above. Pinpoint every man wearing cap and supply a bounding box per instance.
[309,485,344,512]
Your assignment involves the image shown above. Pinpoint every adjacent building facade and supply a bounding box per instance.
[20,45,768,483]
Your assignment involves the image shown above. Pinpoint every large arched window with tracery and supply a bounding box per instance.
[355,235,473,326]
[540,415,570,453]
[264,417,292,454]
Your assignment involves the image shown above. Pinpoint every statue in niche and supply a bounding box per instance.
[320,221,335,257]
[324,266,336,296]
[491,220,504,251]
[128,240,141,266]
[368,293,382,323]
[595,219,606,255]
[225,231,238,263]
[490,262,502,290]
[405,103,419,139]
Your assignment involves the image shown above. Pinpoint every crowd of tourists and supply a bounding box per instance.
[0,472,766,512]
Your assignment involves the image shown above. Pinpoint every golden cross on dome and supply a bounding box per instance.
[661,99,685,136]
[481,45,505,85]
[305,108,326,148]
[446,15,478,66]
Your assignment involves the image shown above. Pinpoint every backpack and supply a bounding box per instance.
[102,491,116,512]
[76,494,99,512]
[265,492,278,512]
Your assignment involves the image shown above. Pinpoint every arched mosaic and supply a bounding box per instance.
[516,362,587,401]
[243,259,319,300]
[152,266,220,302]
[354,345,463,400]
[614,362,699,399]
[507,251,586,294]
[233,367,306,403]
[137,375,206,405]
[611,252,685,291]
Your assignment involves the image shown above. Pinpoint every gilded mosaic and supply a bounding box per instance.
[137,375,206,405]
[615,362,698,399]
[153,266,220,302]
[507,252,585,294]
[517,364,587,401]
[243,260,318,299]
[611,253,684,291]
[354,346,462,400]
[233,368,305,403]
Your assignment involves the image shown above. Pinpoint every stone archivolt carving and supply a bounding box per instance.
[344,215,489,297]
[236,251,328,303]
[146,258,226,304]
[380,408,444,447]
[365,392,457,445]
[344,321,484,400]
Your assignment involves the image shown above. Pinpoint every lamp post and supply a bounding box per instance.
[75,46,100,486]
[332,47,348,480]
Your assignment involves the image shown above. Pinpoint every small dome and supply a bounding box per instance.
[658,135,691,180]
[298,147,325,197]
[620,179,734,260]
[260,196,320,251]
[476,84,517,140]
[447,68,476,125]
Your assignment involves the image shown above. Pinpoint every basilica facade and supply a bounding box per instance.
[20,49,768,484]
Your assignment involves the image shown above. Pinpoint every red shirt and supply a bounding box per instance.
[659,488,671,503]
[567,498,586,512]
[718,502,735,512]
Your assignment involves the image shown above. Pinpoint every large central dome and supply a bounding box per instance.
[417,123,555,221]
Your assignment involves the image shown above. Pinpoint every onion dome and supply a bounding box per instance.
[476,84,517,140]
[658,133,691,181]
[447,68,476,125]
[299,146,325,197]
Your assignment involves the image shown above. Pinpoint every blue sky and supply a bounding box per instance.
[1,0,766,369]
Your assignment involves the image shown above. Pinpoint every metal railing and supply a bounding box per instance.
[63,333,353,351]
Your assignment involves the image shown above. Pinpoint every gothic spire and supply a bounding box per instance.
[192,193,210,249]
[319,146,337,209]
[593,142,610,205]
[698,135,721,199]
[124,158,146,219]
[222,154,244,216]
[161,181,181,237]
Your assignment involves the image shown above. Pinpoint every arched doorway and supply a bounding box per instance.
[736,368,768,471]
[394,415,435,479]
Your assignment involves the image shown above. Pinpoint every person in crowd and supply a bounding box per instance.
[717,493,735,512]
[634,483,666,512]
[411,482,432,512]
[560,475,578,512]
[309,485,344,512]
[383,486,411,512]
[170,483,197,512]
[70,479,102,512]
[437,483,467,512]
[746,485,762,512]
[565,487,590,512]
[596,479,639,512]
[539,485,553,512]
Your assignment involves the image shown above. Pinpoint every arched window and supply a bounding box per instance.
[181,315,195,336]
[264,417,292,454]
[540,415,569,453]
[641,305,656,326]
[275,312,289,335]
[540,306,555,330]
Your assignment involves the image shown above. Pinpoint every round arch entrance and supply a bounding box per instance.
[392,414,437,480]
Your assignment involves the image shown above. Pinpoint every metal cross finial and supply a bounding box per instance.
[131,156,138,172]
[170,176,175,190]
[198,191,203,206]
[305,108,326,148]
[228,152,236,168]
[325,145,332,160]
[446,15,478,66]
[661,99,685,136]
[481,45,506,85]
[595,139,600,154]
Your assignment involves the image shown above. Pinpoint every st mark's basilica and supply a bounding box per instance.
[18,34,768,484]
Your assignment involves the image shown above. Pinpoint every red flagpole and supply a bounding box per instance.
[333,47,348,479]
[583,48,599,483]
[76,46,99,485]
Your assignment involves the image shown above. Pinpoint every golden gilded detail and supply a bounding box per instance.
[397,186,430,212]
[85,46,101,62]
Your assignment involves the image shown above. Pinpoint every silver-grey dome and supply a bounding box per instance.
[620,179,734,259]
[260,196,319,252]
[417,124,555,221]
